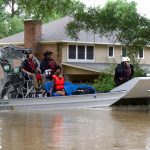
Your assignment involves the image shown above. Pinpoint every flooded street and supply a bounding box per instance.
[0,108,150,150]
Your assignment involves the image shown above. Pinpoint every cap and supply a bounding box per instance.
[122,57,130,62]
[43,51,53,57]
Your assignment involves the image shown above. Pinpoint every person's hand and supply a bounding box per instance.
[119,77,123,80]
[28,72,32,76]
[59,64,62,68]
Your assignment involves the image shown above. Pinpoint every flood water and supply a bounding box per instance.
[0,107,150,150]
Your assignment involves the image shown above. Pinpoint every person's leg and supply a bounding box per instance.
[29,73,39,90]
[55,90,66,96]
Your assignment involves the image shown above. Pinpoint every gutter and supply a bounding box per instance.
[61,62,101,73]
[0,42,24,46]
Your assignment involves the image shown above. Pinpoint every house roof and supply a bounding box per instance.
[62,62,112,73]
[62,62,150,73]
[0,16,120,45]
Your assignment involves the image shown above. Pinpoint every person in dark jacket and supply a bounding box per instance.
[114,57,134,86]
[20,52,43,90]
[40,51,61,81]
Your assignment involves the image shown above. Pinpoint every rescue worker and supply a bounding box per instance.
[40,51,61,81]
[114,57,134,86]
[52,72,65,96]
[20,52,43,91]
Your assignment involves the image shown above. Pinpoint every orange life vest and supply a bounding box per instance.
[52,75,64,90]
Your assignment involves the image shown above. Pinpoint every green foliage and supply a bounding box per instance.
[92,62,147,92]
[133,63,147,77]
[7,16,24,36]
[92,64,116,92]
[19,0,85,21]
[0,0,85,38]
[67,0,150,64]
[93,73,115,92]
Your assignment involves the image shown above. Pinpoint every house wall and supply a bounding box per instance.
[61,43,150,65]
[63,65,99,82]
[94,45,121,63]
[61,43,123,64]
[62,43,67,62]
[139,47,150,64]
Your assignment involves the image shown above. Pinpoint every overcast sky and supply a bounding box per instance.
[80,0,150,19]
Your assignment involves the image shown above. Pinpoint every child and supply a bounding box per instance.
[52,72,65,96]
[36,68,43,85]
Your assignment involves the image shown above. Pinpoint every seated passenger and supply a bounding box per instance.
[20,52,43,91]
[52,72,65,96]
[40,51,61,81]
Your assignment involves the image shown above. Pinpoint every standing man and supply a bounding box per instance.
[40,51,61,81]
[114,57,134,86]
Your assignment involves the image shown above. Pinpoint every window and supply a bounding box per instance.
[122,47,127,57]
[87,46,94,60]
[108,46,114,57]
[138,49,144,59]
[68,45,76,59]
[68,45,94,61]
[78,46,85,59]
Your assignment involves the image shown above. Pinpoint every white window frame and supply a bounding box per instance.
[138,48,144,59]
[67,44,95,62]
[108,46,114,58]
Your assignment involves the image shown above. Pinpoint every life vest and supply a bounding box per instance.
[24,59,36,73]
[48,59,57,73]
[36,73,42,81]
[52,75,64,90]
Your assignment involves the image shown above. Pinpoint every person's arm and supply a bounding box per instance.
[40,60,46,74]
[52,74,57,79]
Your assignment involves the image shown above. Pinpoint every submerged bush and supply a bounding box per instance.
[93,73,115,92]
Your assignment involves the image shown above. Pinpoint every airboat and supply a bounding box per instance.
[0,45,150,110]
[0,45,129,110]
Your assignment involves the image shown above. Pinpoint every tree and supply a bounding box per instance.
[67,0,150,64]
[0,0,24,38]
[18,0,85,22]
[0,0,85,38]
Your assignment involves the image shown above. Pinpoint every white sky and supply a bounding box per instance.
[80,0,150,19]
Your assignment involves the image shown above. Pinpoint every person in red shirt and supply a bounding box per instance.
[52,72,65,96]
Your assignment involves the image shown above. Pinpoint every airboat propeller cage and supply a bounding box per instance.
[13,68,20,73]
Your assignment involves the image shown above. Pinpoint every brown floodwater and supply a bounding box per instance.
[0,107,150,150]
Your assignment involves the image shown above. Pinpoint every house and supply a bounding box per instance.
[0,16,150,82]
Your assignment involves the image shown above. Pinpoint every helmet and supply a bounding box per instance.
[122,57,130,62]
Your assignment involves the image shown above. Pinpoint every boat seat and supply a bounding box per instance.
[44,81,61,96]
[21,73,35,98]
[44,81,73,96]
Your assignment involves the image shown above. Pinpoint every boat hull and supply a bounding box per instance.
[0,91,127,110]
[111,77,150,105]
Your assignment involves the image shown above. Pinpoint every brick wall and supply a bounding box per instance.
[24,20,62,64]
[24,20,42,57]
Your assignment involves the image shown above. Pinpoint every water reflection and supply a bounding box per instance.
[0,109,150,150]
